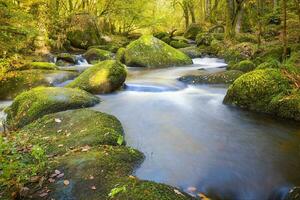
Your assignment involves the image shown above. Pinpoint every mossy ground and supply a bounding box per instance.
[5,87,100,130]
[66,60,127,94]
[124,35,192,68]
[179,70,244,84]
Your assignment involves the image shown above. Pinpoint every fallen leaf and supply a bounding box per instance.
[91,186,96,190]
[58,144,64,147]
[89,175,94,180]
[54,170,61,175]
[48,178,55,183]
[57,173,64,178]
[63,180,70,186]
[39,192,48,197]
[198,193,210,200]
[174,189,184,196]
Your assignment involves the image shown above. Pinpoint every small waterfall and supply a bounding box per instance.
[75,55,89,66]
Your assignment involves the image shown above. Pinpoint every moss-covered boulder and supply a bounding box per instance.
[224,69,291,112]
[179,46,202,58]
[196,33,213,46]
[257,59,281,70]
[67,60,127,94]
[34,146,194,200]
[5,87,100,130]
[0,70,78,100]
[170,40,190,49]
[17,109,124,156]
[184,23,202,40]
[116,47,126,63]
[222,42,257,64]
[25,62,57,70]
[123,35,192,68]
[235,33,258,44]
[83,48,113,64]
[179,70,244,84]
[56,53,76,64]
[229,60,256,72]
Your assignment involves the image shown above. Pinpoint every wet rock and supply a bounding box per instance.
[66,60,127,94]
[83,48,113,64]
[179,70,244,84]
[5,87,100,130]
[179,46,202,58]
[123,35,192,68]
[0,70,78,100]
[56,53,76,65]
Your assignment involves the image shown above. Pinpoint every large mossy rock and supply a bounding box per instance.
[123,35,192,68]
[67,60,127,94]
[179,46,202,58]
[179,70,244,84]
[56,53,76,64]
[17,109,124,156]
[184,23,203,40]
[5,87,100,130]
[0,70,78,100]
[35,146,194,200]
[83,48,113,64]
[224,69,291,113]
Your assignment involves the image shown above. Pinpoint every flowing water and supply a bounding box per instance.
[1,57,300,199]
[91,58,300,200]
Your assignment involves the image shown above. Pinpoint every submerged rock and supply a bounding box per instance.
[66,60,127,94]
[179,70,244,84]
[83,48,113,64]
[18,109,124,155]
[123,35,192,68]
[5,87,100,130]
[0,70,78,100]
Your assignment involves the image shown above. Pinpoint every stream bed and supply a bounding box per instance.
[93,58,300,200]
[1,58,300,199]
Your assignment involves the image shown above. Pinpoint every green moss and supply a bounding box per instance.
[25,62,57,70]
[179,46,202,58]
[56,53,76,64]
[116,47,126,63]
[222,42,257,64]
[5,87,100,130]
[229,60,256,72]
[224,69,292,112]
[184,23,202,40]
[83,48,113,64]
[67,29,103,50]
[17,109,124,156]
[235,33,258,44]
[153,32,169,40]
[0,70,78,100]
[66,60,126,94]
[196,33,213,46]
[212,33,224,41]
[124,35,192,68]
[256,59,281,70]
[170,40,189,49]
[179,70,244,84]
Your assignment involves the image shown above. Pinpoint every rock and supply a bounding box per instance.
[18,109,125,155]
[184,23,203,40]
[66,60,127,94]
[196,33,213,46]
[56,53,76,64]
[116,47,126,63]
[83,48,113,64]
[179,46,202,58]
[5,87,100,130]
[0,70,78,100]
[38,147,194,200]
[25,62,57,70]
[170,40,190,49]
[224,69,291,114]
[229,60,256,72]
[222,42,257,64]
[179,70,244,84]
[123,35,192,68]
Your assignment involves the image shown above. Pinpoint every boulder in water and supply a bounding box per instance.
[83,48,113,64]
[56,53,76,65]
[5,87,100,130]
[66,60,127,94]
[0,70,78,100]
[179,70,244,84]
[123,35,192,68]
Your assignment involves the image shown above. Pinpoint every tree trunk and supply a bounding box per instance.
[257,0,262,47]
